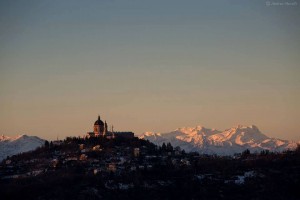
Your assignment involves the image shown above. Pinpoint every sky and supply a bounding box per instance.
[0,0,299,141]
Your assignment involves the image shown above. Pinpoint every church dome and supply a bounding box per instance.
[94,115,104,126]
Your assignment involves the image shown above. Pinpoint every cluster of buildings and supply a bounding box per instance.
[87,115,134,139]
[0,138,193,184]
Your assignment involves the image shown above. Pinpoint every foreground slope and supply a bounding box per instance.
[0,135,45,161]
[140,125,297,155]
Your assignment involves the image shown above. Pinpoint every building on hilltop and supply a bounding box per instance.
[92,115,106,137]
[87,115,134,139]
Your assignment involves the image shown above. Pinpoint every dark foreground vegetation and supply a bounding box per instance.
[1,137,300,200]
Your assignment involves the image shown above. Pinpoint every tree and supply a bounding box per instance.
[260,150,269,156]
[50,141,54,149]
[295,144,300,154]
[166,142,173,152]
[174,146,181,152]
[241,149,250,158]
[161,143,167,151]
[182,149,186,155]
[44,140,50,148]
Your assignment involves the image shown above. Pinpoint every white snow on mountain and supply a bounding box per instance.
[139,125,298,155]
[0,134,45,161]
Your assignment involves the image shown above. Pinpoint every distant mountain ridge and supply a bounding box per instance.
[140,125,298,155]
[0,134,45,161]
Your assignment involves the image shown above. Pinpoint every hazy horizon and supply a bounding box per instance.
[1,0,299,141]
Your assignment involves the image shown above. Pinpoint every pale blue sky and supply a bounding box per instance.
[0,0,299,140]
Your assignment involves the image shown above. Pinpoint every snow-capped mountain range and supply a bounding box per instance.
[0,135,45,161]
[139,125,298,155]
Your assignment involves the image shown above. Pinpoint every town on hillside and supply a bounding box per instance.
[0,116,300,200]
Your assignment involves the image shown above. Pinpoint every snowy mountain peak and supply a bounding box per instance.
[15,134,29,139]
[0,134,45,161]
[142,132,161,137]
[1,134,31,141]
[177,125,205,131]
[232,125,259,131]
[0,135,10,141]
[140,125,297,155]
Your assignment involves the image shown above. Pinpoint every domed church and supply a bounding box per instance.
[93,115,107,136]
[87,115,134,139]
